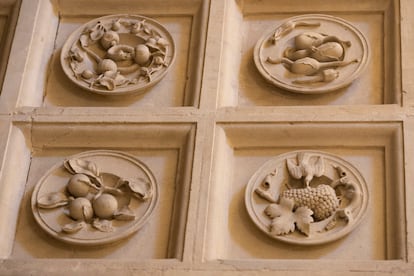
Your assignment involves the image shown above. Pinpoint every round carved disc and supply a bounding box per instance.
[253,14,369,94]
[31,150,158,246]
[245,150,369,245]
[61,14,175,95]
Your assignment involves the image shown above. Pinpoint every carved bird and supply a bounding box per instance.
[286,153,325,187]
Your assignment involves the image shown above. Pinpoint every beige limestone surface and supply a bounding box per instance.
[0,0,414,275]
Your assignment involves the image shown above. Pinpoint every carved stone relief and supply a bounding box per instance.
[31,150,158,246]
[254,14,369,94]
[245,150,368,245]
[60,14,175,95]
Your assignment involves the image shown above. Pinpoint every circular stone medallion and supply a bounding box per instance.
[253,14,369,94]
[31,150,158,246]
[61,14,175,95]
[245,150,368,245]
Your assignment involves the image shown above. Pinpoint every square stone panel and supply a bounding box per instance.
[216,0,400,106]
[14,0,206,108]
[9,122,194,259]
[204,122,404,260]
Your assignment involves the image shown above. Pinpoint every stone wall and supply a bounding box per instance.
[0,0,413,275]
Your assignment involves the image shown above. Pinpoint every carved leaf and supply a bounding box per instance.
[270,214,296,236]
[286,158,303,180]
[69,48,84,62]
[265,197,313,236]
[271,21,295,42]
[114,206,136,221]
[127,178,152,201]
[98,76,116,90]
[79,34,89,47]
[293,206,314,236]
[37,192,69,209]
[156,37,169,47]
[265,197,296,235]
[64,159,100,179]
[92,218,114,232]
[114,73,129,86]
[62,221,86,233]
[264,198,293,219]
[69,60,87,79]
[143,26,151,35]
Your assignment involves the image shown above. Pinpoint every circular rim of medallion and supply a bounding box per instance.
[60,14,175,96]
[253,14,370,94]
[244,150,369,245]
[31,150,158,246]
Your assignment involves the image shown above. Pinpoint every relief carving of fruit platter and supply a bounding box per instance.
[245,150,369,245]
[61,14,175,95]
[31,150,158,246]
[253,14,370,94]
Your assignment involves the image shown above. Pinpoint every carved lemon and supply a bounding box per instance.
[69,197,94,221]
[93,194,118,219]
[81,70,94,79]
[100,31,120,49]
[97,59,117,74]
[67,174,91,197]
[134,44,151,65]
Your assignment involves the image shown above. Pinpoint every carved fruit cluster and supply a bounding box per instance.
[280,184,339,221]
[36,158,152,234]
[64,172,119,221]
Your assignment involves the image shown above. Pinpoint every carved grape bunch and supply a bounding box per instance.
[280,184,339,221]
[245,150,369,245]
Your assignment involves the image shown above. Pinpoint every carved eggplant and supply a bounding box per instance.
[277,57,358,76]
[294,32,351,50]
[284,42,345,62]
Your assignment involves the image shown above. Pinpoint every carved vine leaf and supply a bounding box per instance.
[92,218,114,232]
[265,198,296,235]
[264,197,313,236]
[294,206,314,236]
[62,221,86,233]
[37,192,69,209]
